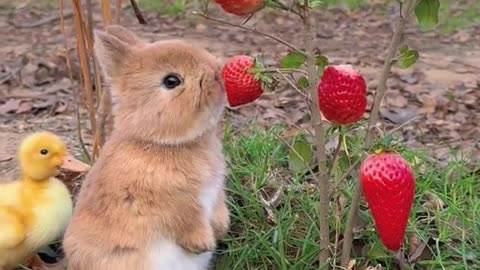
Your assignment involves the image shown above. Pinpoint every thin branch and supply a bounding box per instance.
[334,158,362,190]
[272,132,319,184]
[260,68,308,75]
[192,11,302,54]
[129,0,147,24]
[340,0,417,267]
[276,71,309,100]
[271,0,303,17]
[304,5,331,268]
[72,0,100,160]
[388,115,422,134]
[114,0,122,24]
[60,0,90,162]
[328,132,342,177]
[101,0,112,25]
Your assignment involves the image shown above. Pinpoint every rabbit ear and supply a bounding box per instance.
[94,30,132,78]
[105,25,144,46]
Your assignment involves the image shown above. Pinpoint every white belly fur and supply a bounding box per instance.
[149,178,222,270]
[149,239,213,270]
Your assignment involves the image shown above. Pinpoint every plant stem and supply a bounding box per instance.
[340,0,417,267]
[129,0,147,24]
[60,0,90,163]
[259,68,308,75]
[114,0,122,24]
[100,0,112,25]
[328,128,343,177]
[192,11,302,54]
[272,0,303,18]
[72,0,100,160]
[303,6,330,268]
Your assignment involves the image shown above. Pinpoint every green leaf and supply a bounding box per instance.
[297,76,309,89]
[397,45,419,69]
[315,55,329,76]
[414,0,440,32]
[280,51,306,69]
[309,0,323,8]
[288,139,313,174]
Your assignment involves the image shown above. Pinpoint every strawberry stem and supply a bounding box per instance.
[340,0,418,266]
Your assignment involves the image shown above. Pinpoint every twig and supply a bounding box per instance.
[387,115,422,134]
[272,132,319,184]
[241,12,256,25]
[328,131,343,177]
[260,68,308,75]
[192,11,302,54]
[60,0,90,162]
[333,158,362,190]
[129,0,147,24]
[340,0,417,267]
[272,0,303,18]
[395,251,410,270]
[114,0,122,24]
[303,5,330,268]
[101,0,112,25]
[72,0,100,160]
[276,71,309,100]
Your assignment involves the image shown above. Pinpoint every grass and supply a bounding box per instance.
[214,123,480,269]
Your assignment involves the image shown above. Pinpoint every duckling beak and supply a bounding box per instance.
[60,155,90,172]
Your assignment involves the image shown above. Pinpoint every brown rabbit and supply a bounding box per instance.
[63,25,230,270]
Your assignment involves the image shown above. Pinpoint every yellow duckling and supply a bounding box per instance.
[0,131,90,270]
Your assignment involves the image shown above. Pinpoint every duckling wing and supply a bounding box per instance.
[0,181,21,205]
[0,206,26,248]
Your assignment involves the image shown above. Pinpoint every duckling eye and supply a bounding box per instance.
[40,149,49,155]
[162,73,182,90]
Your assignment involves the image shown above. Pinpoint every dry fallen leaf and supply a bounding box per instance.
[347,259,356,270]
[0,154,13,163]
[365,264,383,270]
[0,99,21,114]
[16,101,33,114]
[422,191,445,212]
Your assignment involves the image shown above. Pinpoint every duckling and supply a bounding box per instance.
[0,131,90,270]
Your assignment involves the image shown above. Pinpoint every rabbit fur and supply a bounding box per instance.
[63,25,230,270]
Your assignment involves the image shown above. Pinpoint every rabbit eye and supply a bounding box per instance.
[162,74,182,90]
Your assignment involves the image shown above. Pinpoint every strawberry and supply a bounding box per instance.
[214,0,265,16]
[222,55,263,107]
[360,152,416,252]
[317,65,367,125]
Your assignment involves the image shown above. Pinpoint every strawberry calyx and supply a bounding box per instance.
[246,55,275,92]
[370,134,405,156]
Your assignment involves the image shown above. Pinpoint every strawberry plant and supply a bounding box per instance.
[70,0,444,268]
[194,0,442,269]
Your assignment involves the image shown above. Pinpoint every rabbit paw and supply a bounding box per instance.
[178,224,216,255]
[212,201,230,239]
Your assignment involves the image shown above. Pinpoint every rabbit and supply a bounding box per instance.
[63,25,230,270]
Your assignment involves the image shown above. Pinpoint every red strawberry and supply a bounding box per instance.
[360,152,416,252]
[317,65,367,125]
[222,55,263,107]
[214,0,265,16]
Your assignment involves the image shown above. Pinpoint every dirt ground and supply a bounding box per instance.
[1,1,479,181]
